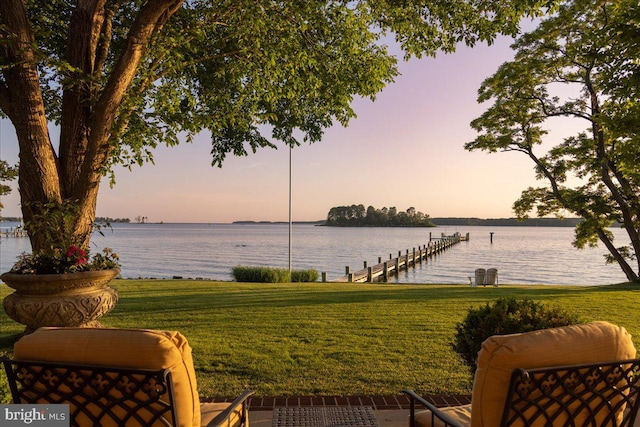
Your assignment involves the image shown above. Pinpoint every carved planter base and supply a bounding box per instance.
[1,268,120,333]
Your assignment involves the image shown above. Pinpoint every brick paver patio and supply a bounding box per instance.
[202,394,472,411]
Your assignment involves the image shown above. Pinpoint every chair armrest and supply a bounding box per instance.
[402,389,465,427]
[205,389,255,427]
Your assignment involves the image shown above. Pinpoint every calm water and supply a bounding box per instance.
[0,222,630,285]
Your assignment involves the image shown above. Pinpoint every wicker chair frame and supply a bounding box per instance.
[404,358,640,427]
[2,357,253,427]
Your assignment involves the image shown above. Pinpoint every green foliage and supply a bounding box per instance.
[10,247,120,275]
[290,269,320,282]
[0,160,17,210]
[85,248,121,271]
[11,1,560,172]
[22,200,83,252]
[12,199,120,273]
[467,0,640,282]
[232,266,318,283]
[326,204,434,227]
[452,297,580,375]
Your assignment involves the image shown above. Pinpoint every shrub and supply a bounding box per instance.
[291,269,319,282]
[452,297,580,375]
[232,266,319,283]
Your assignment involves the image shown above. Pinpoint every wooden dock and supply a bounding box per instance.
[2,227,28,238]
[326,232,467,283]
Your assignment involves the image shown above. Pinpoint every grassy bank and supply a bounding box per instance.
[1,280,639,399]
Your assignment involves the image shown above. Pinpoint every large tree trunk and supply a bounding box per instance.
[0,0,63,251]
[586,72,640,283]
[527,144,639,283]
[596,229,639,282]
[0,0,183,253]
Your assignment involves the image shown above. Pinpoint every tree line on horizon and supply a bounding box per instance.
[325,205,435,227]
[430,217,584,227]
[0,216,133,224]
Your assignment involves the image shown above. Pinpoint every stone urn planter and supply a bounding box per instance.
[1,268,120,333]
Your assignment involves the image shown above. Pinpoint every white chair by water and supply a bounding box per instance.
[474,268,485,286]
[484,268,498,286]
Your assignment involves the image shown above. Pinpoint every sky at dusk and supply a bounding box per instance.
[0,31,586,224]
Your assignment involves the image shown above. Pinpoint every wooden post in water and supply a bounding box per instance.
[383,262,389,280]
[490,232,494,243]
[345,266,351,275]
[367,267,373,282]
[321,272,327,282]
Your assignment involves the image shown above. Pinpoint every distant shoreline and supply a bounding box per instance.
[232,220,324,225]
[430,217,584,227]
[233,218,586,227]
[0,217,586,227]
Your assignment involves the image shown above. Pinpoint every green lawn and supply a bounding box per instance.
[1,280,639,400]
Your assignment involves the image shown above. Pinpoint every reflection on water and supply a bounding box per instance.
[0,222,629,285]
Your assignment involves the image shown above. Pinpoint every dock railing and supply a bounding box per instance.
[326,232,466,283]
[2,227,28,238]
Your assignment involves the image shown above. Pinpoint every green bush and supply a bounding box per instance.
[452,297,580,375]
[291,269,319,282]
[232,266,319,283]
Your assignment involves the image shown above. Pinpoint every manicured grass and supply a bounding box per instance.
[1,280,639,400]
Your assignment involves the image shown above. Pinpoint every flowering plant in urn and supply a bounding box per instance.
[9,246,120,275]
[1,200,121,332]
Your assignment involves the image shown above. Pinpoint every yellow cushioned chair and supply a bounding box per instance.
[404,321,640,427]
[2,327,254,427]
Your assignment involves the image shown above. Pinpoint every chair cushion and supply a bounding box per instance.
[415,404,471,427]
[470,321,636,427]
[13,327,201,427]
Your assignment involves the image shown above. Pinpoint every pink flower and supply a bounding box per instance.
[65,246,87,259]
[65,246,78,257]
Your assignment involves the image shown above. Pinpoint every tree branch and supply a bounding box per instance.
[94,3,117,77]
[77,0,184,198]
[584,65,640,270]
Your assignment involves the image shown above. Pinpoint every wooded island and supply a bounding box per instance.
[325,205,435,227]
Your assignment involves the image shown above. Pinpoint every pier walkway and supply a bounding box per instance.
[327,232,466,283]
[1,227,28,238]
